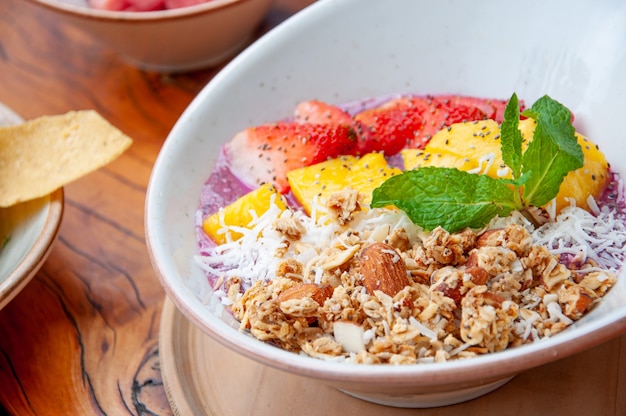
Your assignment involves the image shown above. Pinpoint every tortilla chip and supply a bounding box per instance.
[0,110,132,207]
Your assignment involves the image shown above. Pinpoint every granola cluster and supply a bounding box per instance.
[215,191,617,364]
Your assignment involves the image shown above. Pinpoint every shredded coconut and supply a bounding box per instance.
[532,205,626,273]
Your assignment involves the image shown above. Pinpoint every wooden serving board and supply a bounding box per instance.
[158,298,626,416]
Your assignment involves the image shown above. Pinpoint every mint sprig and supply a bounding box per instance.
[371,94,584,233]
[519,96,584,207]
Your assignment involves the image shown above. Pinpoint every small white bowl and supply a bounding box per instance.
[0,104,64,310]
[146,0,626,408]
[27,0,273,72]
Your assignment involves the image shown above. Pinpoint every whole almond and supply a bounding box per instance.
[360,242,409,296]
[276,283,333,305]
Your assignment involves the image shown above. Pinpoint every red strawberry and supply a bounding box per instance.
[408,96,488,148]
[224,122,358,193]
[294,100,354,125]
[353,96,429,155]
[353,95,488,152]
[436,95,524,123]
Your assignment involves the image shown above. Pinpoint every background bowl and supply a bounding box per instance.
[27,0,273,72]
[146,0,626,408]
[0,103,64,310]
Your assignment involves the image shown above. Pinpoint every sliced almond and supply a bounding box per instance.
[276,283,333,305]
[360,242,409,296]
[333,321,365,353]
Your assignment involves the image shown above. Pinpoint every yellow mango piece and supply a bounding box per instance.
[402,119,609,212]
[402,120,507,177]
[203,183,287,244]
[287,152,402,215]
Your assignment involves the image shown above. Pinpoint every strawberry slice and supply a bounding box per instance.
[412,96,489,148]
[354,95,528,151]
[224,122,358,193]
[294,100,354,125]
[353,96,429,155]
[435,95,523,123]
[354,95,488,152]
[295,100,382,157]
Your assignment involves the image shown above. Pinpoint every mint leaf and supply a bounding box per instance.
[500,93,524,179]
[371,167,517,233]
[519,95,584,207]
[372,93,585,232]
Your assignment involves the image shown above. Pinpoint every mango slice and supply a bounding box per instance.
[203,183,287,244]
[402,119,609,213]
[287,152,402,215]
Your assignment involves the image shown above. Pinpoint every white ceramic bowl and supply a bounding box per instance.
[146,0,626,407]
[27,0,273,72]
[0,103,64,310]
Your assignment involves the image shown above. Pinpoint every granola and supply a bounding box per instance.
[200,189,622,364]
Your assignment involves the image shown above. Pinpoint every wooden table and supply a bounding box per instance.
[0,1,625,415]
[0,1,314,414]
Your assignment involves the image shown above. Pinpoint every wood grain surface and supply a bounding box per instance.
[0,1,625,415]
[0,0,313,414]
